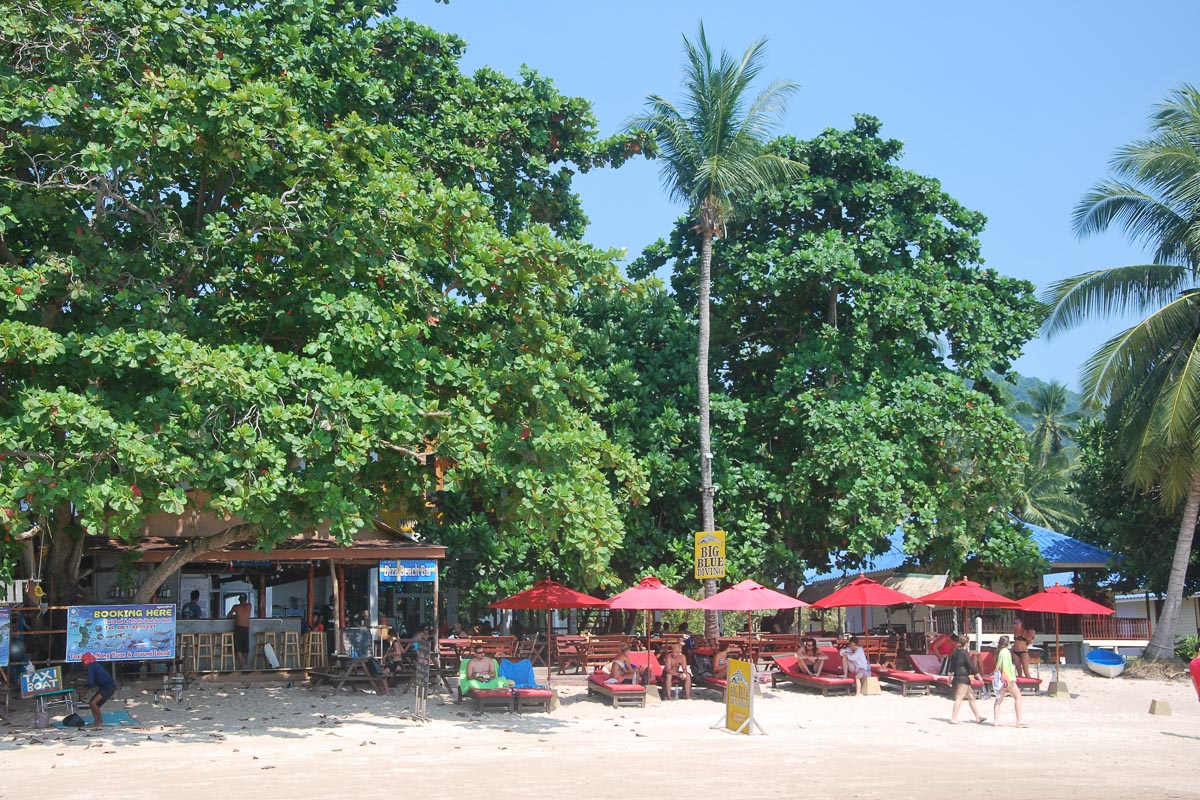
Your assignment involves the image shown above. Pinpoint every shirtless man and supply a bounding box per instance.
[662,642,691,699]
[227,594,252,671]
[466,646,496,682]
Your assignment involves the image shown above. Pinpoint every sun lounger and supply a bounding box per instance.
[873,666,936,696]
[457,657,513,712]
[586,671,647,708]
[976,652,1042,696]
[909,653,986,698]
[770,649,856,696]
[499,658,554,713]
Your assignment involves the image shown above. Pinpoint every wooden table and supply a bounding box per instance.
[309,655,388,694]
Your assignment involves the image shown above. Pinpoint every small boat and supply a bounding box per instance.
[1086,649,1126,678]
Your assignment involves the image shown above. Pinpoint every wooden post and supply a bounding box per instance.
[336,564,346,628]
[257,573,267,618]
[306,563,315,628]
[329,560,341,656]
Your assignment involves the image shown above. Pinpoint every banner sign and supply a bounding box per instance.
[694,530,727,580]
[379,559,438,583]
[724,658,754,734]
[65,604,177,662]
[0,605,9,667]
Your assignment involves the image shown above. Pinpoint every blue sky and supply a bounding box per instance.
[403,1,1199,389]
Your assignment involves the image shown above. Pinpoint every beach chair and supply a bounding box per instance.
[498,658,554,713]
[873,663,936,696]
[976,652,1042,696]
[629,650,684,699]
[909,654,985,698]
[457,658,513,713]
[770,651,856,696]
[585,663,647,708]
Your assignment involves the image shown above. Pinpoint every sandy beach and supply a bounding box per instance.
[2,667,1197,800]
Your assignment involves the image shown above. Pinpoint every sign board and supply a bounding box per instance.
[0,605,9,667]
[379,559,438,583]
[65,604,177,662]
[20,666,65,698]
[694,530,727,580]
[724,658,754,734]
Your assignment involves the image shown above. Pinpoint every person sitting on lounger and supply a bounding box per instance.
[460,645,513,693]
[662,642,691,699]
[796,637,828,676]
[841,636,871,695]
[606,644,641,684]
[711,642,731,680]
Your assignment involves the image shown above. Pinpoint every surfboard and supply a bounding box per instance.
[264,642,280,670]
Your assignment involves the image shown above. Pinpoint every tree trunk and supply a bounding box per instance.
[698,228,718,638]
[1144,470,1200,659]
[44,504,83,606]
[132,524,260,604]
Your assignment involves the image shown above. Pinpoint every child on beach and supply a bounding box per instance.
[81,652,116,728]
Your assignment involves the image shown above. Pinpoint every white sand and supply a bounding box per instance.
[2,667,1197,800]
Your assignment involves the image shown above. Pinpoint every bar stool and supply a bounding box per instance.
[303,632,326,670]
[280,631,302,670]
[215,632,237,671]
[195,633,215,672]
[177,633,198,673]
[253,631,278,670]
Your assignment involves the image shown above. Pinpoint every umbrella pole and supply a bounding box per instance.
[546,607,553,690]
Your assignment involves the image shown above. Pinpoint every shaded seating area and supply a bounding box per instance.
[770,648,856,696]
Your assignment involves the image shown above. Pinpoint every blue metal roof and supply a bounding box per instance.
[803,518,1113,584]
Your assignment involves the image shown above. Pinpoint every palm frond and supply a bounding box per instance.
[1041,263,1193,337]
[1078,294,1199,403]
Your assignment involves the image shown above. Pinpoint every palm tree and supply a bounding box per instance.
[628,24,799,635]
[1013,451,1085,532]
[1042,84,1200,660]
[1014,381,1087,467]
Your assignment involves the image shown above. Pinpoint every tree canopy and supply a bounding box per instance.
[629,116,1043,584]
[0,0,648,601]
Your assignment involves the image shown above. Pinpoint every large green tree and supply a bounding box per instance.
[633,115,1042,586]
[1042,84,1200,659]
[0,0,648,603]
[627,24,799,631]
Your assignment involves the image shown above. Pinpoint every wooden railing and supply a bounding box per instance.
[1081,617,1151,640]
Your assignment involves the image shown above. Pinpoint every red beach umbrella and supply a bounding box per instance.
[810,575,918,635]
[700,579,808,660]
[916,578,1021,635]
[810,575,918,609]
[607,576,703,661]
[490,579,608,687]
[1016,585,1114,666]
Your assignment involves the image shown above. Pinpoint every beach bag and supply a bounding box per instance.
[62,713,85,728]
[992,671,1006,693]
[692,654,713,680]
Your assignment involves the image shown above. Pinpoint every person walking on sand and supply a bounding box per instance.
[948,635,985,724]
[992,635,1026,727]
[81,652,115,728]
[227,594,252,671]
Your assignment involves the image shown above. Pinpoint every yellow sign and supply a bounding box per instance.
[724,658,754,734]
[694,530,726,580]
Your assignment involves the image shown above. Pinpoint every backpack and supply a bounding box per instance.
[691,654,713,680]
[62,713,86,728]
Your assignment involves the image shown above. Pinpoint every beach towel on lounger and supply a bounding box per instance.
[499,658,544,689]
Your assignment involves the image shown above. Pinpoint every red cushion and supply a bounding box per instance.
[588,673,645,692]
[882,670,931,682]
[774,655,799,675]
[702,676,728,688]
[469,689,512,699]
[819,648,843,675]
[513,688,553,698]
[797,674,854,686]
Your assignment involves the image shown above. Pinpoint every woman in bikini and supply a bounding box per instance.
[1012,618,1036,679]
[712,642,731,679]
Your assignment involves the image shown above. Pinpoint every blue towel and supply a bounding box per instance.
[499,658,544,689]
